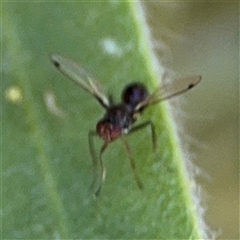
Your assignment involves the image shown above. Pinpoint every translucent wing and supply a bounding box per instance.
[135,75,202,111]
[50,54,110,108]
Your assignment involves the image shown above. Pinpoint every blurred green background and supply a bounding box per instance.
[145,2,239,239]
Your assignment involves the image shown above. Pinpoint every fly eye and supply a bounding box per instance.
[122,82,148,107]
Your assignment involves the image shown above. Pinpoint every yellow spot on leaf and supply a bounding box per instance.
[5,85,23,104]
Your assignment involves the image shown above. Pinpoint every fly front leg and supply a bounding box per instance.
[95,142,108,197]
[129,120,156,151]
[88,131,108,197]
[88,131,100,195]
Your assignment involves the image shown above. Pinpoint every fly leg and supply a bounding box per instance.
[88,131,100,195]
[94,142,108,197]
[129,120,156,151]
[88,131,109,197]
[121,136,144,190]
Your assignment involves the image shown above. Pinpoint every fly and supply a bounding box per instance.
[50,54,202,196]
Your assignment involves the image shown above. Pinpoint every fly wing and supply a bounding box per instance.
[50,54,110,108]
[135,75,202,111]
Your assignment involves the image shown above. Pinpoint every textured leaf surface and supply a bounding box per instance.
[3,2,203,239]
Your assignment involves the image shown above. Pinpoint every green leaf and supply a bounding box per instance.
[3,2,204,239]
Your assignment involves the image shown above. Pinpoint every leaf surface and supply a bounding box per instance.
[2,2,203,239]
